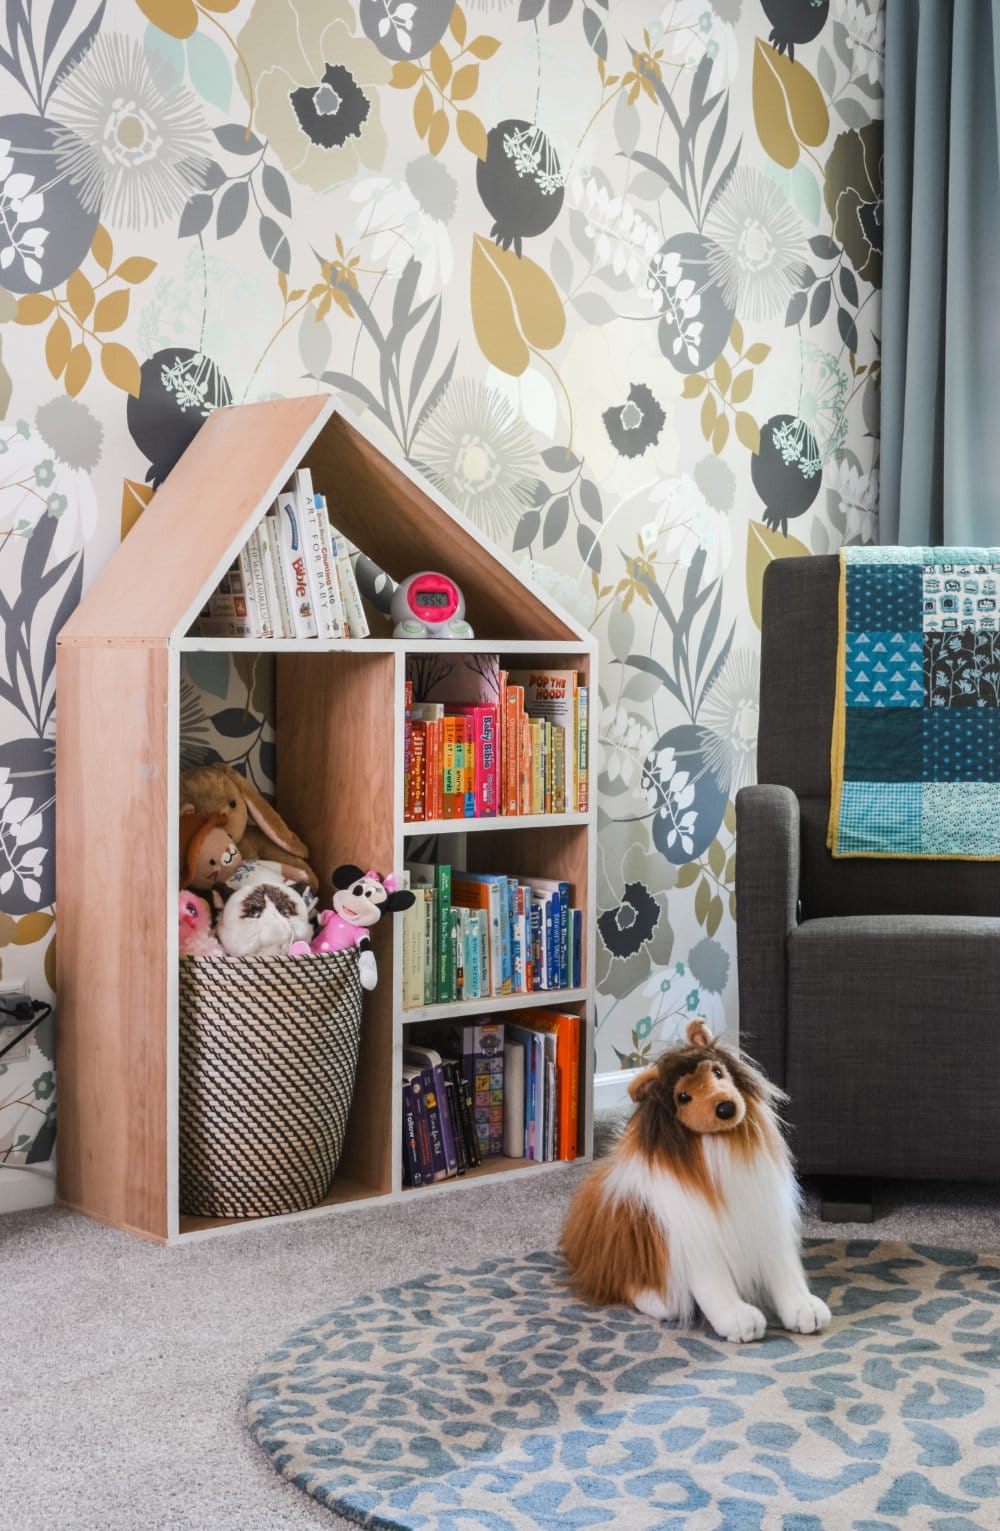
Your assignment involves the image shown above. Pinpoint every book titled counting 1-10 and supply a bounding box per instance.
[403,663,589,821]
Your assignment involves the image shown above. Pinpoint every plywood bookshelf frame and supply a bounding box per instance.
[56,394,597,1244]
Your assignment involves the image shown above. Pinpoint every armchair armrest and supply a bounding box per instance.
[734,784,801,1089]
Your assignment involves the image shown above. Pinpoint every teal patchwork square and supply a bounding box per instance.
[846,631,923,707]
[837,782,922,854]
[922,783,1000,855]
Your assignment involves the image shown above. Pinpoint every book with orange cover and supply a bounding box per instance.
[441,716,464,819]
[510,1008,579,1160]
[407,720,426,821]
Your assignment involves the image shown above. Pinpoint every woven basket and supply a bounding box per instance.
[178,951,363,1219]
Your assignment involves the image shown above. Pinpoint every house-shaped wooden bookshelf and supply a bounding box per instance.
[57,394,597,1243]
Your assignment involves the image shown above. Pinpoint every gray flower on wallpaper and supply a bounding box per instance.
[601,383,665,461]
[49,34,211,229]
[34,397,103,472]
[697,647,759,796]
[705,166,807,322]
[596,819,675,993]
[412,379,540,538]
[648,233,734,374]
[687,935,730,996]
[238,0,391,191]
[693,452,736,512]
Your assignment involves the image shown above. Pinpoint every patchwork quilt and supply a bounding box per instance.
[829,546,1000,857]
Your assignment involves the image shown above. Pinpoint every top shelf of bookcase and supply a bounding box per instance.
[60,394,595,651]
[175,638,595,656]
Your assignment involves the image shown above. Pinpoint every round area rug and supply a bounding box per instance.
[246,1240,1000,1530]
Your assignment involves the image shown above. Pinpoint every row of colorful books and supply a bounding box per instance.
[402,1013,581,1187]
[403,663,589,820]
[197,466,369,640]
[402,862,581,1008]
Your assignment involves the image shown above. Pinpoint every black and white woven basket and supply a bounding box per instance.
[178,951,363,1219]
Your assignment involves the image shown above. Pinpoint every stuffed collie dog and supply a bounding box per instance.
[560,1020,831,1344]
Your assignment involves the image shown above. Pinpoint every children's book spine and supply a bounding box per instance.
[419,1065,449,1180]
[520,713,532,815]
[553,724,566,815]
[435,864,452,1003]
[403,680,413,823]
[406,1071,435,1184]
[295,472,339,639]
[264,511,294,637]
[254,520,284,638]
[402,896,424,1009]
[314,494,348,637]
[443,1069,467,1174]
[426,719,442,821]
[466,910,481,999]
[330,527,370,637]
[274,490,317,637]
[529,895,542,990]
[572,907,582,988]
[205,559,254,635]
[441,717,463,819]
[446,1059,480,1168]
[577,684,589,813]
[504,686,520,815]
[450,907,463,1002]
[422,887,436,1006]
[407,722,426,822]
[402,1077,423,1187]
[558,882,570,988]
[247,527,273,639]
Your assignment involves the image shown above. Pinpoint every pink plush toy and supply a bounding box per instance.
[289,865,415,990]
[178,890,223,958]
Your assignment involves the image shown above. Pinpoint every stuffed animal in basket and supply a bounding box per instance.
[560,1020,832,1345]
[178,891,223,958]
[211,876,313,959]
[289,865,415,991]
[180,762,317,891]
[179,808,243,891]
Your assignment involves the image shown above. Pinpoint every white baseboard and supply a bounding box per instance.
[0,1165,55,1213]
[593,1069,639,1115]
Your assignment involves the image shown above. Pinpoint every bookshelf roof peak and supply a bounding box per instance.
[60,394,593,647]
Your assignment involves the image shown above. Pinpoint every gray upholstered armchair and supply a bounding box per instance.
[736,556,1000,1203]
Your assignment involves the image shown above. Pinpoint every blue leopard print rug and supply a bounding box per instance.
[246,1240,1000,1529]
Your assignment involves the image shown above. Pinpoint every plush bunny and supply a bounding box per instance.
[178,891,223,957]
[290,865,415,991]
[179,807,243,891]
[211,877,313,959]
[180,762,317,891]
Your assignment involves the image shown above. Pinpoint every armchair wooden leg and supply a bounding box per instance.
[818,1177,874,1223]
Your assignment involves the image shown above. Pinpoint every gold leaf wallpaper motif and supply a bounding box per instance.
[0,0,883,1209]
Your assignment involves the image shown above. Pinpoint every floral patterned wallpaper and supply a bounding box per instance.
[0,0,883,1210]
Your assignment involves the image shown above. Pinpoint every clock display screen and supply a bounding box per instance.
[416,590,451,607]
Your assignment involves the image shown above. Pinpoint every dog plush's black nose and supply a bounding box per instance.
[715,1100,736,1120]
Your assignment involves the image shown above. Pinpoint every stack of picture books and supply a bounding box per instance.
[403,655,588,820]
[196,466,369,640]
[402,1011,581,1188]
[401,861,582,1008]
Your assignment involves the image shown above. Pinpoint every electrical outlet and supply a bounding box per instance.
[0,978,30,1061]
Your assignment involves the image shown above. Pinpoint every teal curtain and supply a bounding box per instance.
[881,0,1000,544]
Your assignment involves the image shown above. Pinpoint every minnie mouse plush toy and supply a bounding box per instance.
[289,865,415,990]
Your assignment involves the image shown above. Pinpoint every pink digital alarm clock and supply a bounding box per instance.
[391,571,474,639]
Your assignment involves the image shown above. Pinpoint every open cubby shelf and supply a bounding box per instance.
[57,395,597,1244]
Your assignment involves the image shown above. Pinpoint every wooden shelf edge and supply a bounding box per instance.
[401,988,587,1023]
[405,814,591,835]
